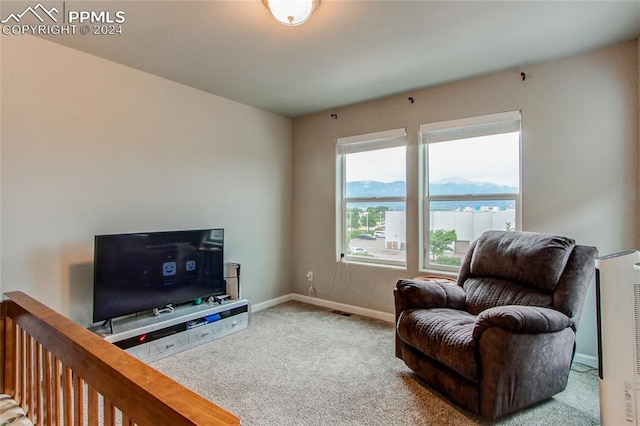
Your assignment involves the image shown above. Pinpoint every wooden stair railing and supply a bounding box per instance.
[0,291,241,425]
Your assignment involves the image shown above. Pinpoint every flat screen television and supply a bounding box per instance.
[93,228,225,323]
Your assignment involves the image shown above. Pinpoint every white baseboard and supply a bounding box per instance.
[291,294,395,322]
[250,294,295,312]
[252,293,600,369]
[573,352,598,369]
[250,293,394,323]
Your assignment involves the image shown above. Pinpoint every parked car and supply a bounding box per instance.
[373,231,385,238]
[349,247,368,255]
[358,233,376,240]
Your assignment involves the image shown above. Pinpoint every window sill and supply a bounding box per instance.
[343,257,407,271]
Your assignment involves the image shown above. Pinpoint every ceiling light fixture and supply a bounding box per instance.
[263,0,320,26]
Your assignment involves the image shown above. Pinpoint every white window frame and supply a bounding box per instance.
[336,128,407,267]
[419,111,522,272]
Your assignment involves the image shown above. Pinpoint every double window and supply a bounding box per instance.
[336,111,521,271]
[337,128,407,266]
[420,111,521,271]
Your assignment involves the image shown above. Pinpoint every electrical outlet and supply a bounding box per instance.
[306,271,313,281]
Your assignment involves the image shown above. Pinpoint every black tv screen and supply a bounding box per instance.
[93,228,225,323]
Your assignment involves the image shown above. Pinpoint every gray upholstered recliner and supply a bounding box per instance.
[394,230,597,419]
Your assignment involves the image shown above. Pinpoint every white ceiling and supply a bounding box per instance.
[24,1,640,117]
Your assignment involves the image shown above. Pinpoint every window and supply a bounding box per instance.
[420,111,521,271]
[337,128,407,266]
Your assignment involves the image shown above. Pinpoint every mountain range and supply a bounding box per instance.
[346,177,518,198]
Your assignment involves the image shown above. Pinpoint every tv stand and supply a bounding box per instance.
[90,299,249,363]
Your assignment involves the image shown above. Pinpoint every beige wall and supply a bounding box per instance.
[1,34,638,361]
[1,35,293,325]
[292,40,639,359]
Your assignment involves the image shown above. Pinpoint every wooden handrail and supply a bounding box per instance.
[1,291,240,426]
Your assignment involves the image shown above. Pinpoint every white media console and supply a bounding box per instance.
[91,299,249,363]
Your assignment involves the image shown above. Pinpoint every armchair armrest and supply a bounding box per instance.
[395,279,465,310]
[472,306,572,340]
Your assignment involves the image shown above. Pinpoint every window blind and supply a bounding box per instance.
[420,111,520,144]
[337,128,407,154]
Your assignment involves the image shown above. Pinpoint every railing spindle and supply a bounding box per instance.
[73,374,84,426]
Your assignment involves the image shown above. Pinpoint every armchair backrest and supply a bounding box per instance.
[457,231,597,327]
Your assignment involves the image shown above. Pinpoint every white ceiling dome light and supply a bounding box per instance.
[263,0,320,26]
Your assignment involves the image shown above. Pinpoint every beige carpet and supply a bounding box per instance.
[151,301,599,425]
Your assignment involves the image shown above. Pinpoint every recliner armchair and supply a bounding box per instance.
[394,230,597,419]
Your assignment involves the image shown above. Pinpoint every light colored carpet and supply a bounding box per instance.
[151,301,599,425]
